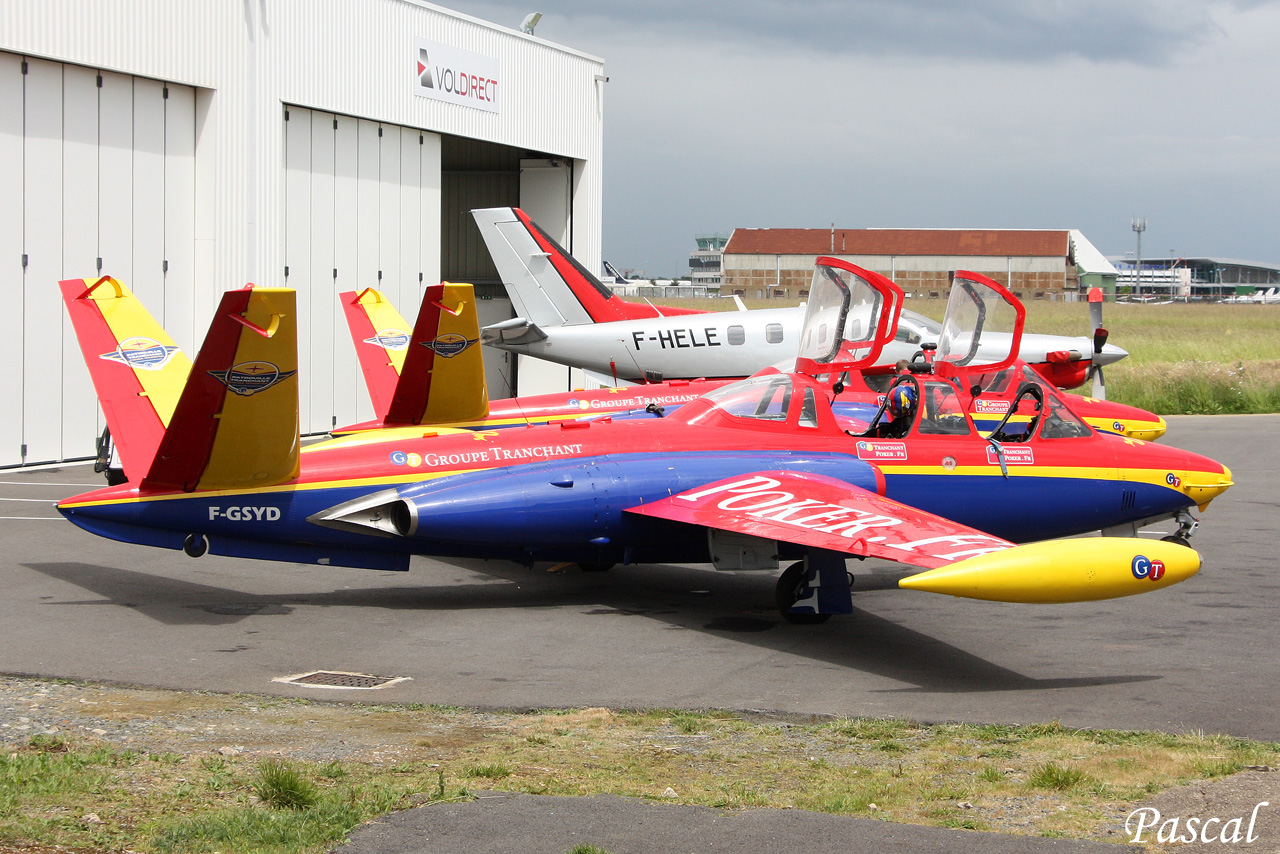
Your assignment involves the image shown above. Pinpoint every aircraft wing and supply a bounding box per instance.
[628,471,1011,570]
[626,470,1200,603]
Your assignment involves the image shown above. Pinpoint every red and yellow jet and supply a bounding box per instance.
[56,263,1230,622]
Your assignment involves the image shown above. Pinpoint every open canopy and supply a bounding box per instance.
[795,257,903,377]
[934,271,1025,375]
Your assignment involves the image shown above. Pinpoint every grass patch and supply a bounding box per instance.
[253,761,319,810]
[464,763,513,779]
[4,684,1280,853]
[1028,762,1092,791]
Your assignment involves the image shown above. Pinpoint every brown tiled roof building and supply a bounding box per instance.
[723,228,1080,301]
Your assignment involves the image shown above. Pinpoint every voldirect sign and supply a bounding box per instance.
[414,37,500,113]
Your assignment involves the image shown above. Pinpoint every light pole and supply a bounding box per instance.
[1131,217,1146,296]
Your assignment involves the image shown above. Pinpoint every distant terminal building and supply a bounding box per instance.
[722,228,1116,301]
[688,233,728,286]
[1109,257,1280,300]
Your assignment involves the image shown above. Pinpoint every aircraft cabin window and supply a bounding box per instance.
[727,325,745,345]
[893,324,922,345]
[765,323,784,344]
[799,387,818,428]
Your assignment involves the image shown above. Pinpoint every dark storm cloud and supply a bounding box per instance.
[447,0,1261,63]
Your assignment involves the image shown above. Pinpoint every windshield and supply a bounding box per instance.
[689,374,794,424]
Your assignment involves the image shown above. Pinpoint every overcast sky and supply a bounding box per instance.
[440,0,1280,276]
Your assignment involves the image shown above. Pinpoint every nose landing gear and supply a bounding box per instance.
[1161,510,1198,549]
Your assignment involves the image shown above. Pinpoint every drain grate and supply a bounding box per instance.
[274,670,409,690]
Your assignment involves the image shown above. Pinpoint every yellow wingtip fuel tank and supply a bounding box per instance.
[898,538,1201,603]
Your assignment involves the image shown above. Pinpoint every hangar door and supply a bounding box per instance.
[0,53,196,467]
[284,107,442,433]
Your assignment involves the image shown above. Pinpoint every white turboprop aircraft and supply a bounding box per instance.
[473,207,1128,392]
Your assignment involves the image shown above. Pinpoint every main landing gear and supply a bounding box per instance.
[776,562,830,624]
[775,552,855,624]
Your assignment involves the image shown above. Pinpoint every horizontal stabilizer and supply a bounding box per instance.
[340,288,413,418]
[144,287,300,492]
[59,277,192,481]
[899,538,1200,603]
[481,316,547,346]
[384,282,489,426]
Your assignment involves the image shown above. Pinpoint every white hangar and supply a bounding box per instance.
[0,0,605,466]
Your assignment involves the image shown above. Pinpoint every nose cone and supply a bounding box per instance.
[1095,342,1128,366]
[1183,463,1233,509]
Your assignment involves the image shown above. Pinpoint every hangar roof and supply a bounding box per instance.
[724,228,1071,258]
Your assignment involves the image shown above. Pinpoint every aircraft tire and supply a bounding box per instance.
[776,561,831,625]
[1161,534,1192,548]
[183,534,208,558]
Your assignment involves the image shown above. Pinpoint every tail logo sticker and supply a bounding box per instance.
[422,333,478,358]
[364,329,411,351]
[99,337,181,371]
[208,361,297,397]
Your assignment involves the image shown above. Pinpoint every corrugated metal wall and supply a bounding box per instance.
[0,52,198,466]
[0,0,604,462]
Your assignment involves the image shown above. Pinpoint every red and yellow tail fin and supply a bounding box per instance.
[383,282,489,426]
[144,287,299,492]
[339,288,413,418]
[59,277,192,481]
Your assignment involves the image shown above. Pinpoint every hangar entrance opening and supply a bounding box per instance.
[284,112,576,430]
[441,136,575,400]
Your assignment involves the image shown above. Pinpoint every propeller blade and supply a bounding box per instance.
[1087,288,1107,399]
[1091,364,1106,399]
[1088,286,1104,333]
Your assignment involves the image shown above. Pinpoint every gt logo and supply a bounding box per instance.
[1166,472,1182,487]
[1131,555,1166,581]
[208,506,281,521]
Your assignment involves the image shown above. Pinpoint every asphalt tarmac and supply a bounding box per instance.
[0,415,1272,739]
[1,414,1274,852]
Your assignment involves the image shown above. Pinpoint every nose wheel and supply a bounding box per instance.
[1162,510,1198,548]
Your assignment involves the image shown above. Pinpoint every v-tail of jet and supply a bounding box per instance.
[60,277,192,482]
[62,278,301,492]
[338,282,488,430]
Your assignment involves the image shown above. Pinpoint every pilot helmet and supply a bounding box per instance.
[887,384,917,418]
